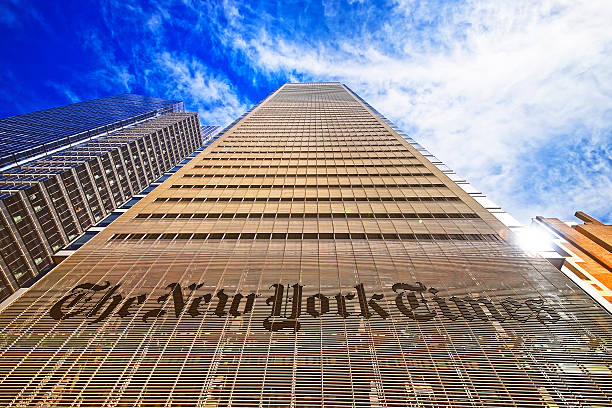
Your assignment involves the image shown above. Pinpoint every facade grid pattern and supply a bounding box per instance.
[0,94,183,168]
[0,83,610,407]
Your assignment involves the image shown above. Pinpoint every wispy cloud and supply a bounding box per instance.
[46,83,81,103]
[81,30,135,92]
[146,52,248,126]
[70,0,251,127]
[0,0,52,32]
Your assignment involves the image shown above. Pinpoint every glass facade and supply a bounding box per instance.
[54,126,222,254]
[0,83,610,406]
[0,94,184,169]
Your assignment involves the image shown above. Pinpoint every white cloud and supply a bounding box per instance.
[46,83,81,103]
[149,52,248,126]
[223,0,612,223]
[222,0,241,24]
[82,30,134,92]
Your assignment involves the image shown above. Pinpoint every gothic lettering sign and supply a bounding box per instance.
[49,281,561,331]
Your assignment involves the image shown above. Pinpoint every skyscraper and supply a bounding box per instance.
[0,83,610,406]
[0,95,203,303]
[52,125,221,263]
[533,211,612,308]
[0,94,183,169]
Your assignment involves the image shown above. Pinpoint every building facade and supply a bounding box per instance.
[0,83,610,406]
[0,97,203,302]
[51,125,221,264]
[533,211,612,310]
[0,94,183,169]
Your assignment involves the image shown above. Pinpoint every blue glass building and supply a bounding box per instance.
[0,94,184,169]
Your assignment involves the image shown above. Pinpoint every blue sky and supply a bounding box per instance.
[1,0,611,224]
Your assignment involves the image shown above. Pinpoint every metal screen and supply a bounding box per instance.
[0,83,610,407]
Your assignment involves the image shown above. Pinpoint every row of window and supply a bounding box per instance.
[193,164,426,169]
[182,172,435,178]
[209,149,410,154]
[237,115,377,119]
[216,143,403,147]
[135,212,479,220]
[224,137,398,141]
[226,136,394,140]
[110,231,501,242]
[232,117,383,122]
[154,196,461,203]
[199,156,417,161]
[168,183,447,189]
[229,130,388,134]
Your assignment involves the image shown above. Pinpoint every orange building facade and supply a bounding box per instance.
[0,83,610,407]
